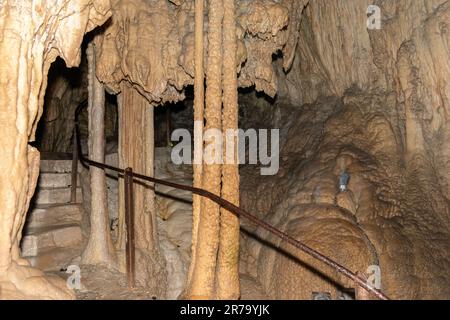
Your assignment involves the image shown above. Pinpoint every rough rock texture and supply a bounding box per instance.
[240,0,450,299]
[154,148,193,299]
[3,0,448,300]
[36,56,118,153]
[187,0,224,299]
[95,0,304,103]
[91,0,302,300]
[36,58,88,153]
[81,42,117,267]
[186,0,205,301]
[115,83,166,293]
[83,148,192,299]
[0,0,111,299]
[217,0,241,300]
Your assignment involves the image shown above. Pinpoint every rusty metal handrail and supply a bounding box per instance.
[124,167,136,289]
[72,102,390,300]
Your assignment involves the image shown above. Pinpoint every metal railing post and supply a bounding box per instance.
[124,167,136,289]
[70,126,79,203]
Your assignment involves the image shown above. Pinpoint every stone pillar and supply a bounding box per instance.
[117,83,164,289]
[183,0,205,299]
[216,0,240,300]
[81,42,117,267]
[188,0,224,299]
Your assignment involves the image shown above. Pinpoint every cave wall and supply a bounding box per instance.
[0,0,111,299]
[0,0,447,300]
[94,0,307,103]
[37,58,87,153]
[37,55,118,154]
[240,0,450,299]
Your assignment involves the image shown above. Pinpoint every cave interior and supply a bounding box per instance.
[0,0,449,300]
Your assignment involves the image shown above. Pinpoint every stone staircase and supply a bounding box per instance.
[21,158,85,271]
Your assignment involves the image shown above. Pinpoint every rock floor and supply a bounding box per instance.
[48,266,268,300]
[49,265,159,300]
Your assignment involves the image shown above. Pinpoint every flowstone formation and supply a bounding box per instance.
[0,0,306,300]
[0,0,111,299]
[240,0,450,299]
[91,0,308,299]
[2,0,448,301]
[94,0,307,103]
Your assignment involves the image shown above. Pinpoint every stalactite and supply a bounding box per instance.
[188,0,224,299]
[117,83,165,291]
[183,0,205,298]
[185,0,241,300]
[118,83,157,252]
[216,0,240,300]
[81,42,117,267]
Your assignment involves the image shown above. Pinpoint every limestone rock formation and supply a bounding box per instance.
[94,0,303,103]
[240,0,450,299]
[0,0,111,299]
[90,0,303,299]
[81,42,117,267]
[1,0,449,300]
[36,57,118,154]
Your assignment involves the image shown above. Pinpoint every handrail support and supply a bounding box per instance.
[124,167,136,289]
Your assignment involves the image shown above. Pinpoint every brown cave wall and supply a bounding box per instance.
[240,0,450,299]
[1,0,448,300]
[0,0,111,299]
[89,0,307,299]
[36,53,118,154]
[94,0,306,104]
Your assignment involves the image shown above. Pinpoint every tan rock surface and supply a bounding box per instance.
[1,0,449,300]
[95,0,300,103]
[0,0,111,299]
[239,0,449,299]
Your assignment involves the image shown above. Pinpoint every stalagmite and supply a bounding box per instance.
[117,83,163,289]
[118,83,157,253]
[81,42,117,267]
[216,0,240,300]
[0,0,448,301]
[185,0,241,300]
[188,0,224,299]
[183,0,205,298]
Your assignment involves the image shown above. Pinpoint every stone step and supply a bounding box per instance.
[26,204,83,229]
[21,224,83,257]
[24,246,82,272]
[40,159,81,173]
[34,187,82,205]
[167,188,192,201]
[38,172,80,188]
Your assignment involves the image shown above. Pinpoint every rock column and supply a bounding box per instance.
[217,0,240,300]
[81,42,117,267]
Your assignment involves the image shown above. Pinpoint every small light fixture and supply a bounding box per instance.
[339,171,350,192]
